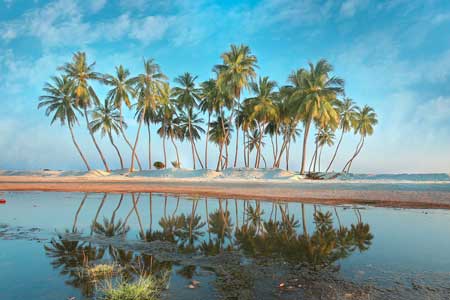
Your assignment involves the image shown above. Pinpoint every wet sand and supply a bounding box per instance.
[1,175,450,209]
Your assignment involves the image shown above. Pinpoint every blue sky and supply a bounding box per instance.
[0,0,450,173]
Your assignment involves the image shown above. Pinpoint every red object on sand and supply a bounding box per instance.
[0,199,6,204]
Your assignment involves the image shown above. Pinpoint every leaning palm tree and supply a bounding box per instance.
[102,65,142,170]
[38,76,91,170]
[129,59,168,172]
[288,59,344,174]
[215,44,258,168]
[342,105,378,173]
[172,72,203,169]
[326,98,358,173]
[59,52,110,172]
[89,99,126,169]
[199,79,220,169]
[310,127,335,172]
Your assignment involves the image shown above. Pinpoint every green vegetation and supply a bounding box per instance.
[38,45,377,174]
[99,276,166,300]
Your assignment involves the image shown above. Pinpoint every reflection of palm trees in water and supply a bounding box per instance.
[44,233,105,297]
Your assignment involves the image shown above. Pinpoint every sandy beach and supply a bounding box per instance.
[1,168,449,209]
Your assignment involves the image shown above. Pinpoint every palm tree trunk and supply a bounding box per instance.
[318,145,323,172]
[119,106,142,171]
[129,113,144,172]
[344,136,365,173]
[108,132,124,169]
[300,119,311,174]
[286,140,291,171]
[147,123,152,169]
[171,135,180,166]
[342,136,364,172]
[243,130,247,168]
[233,126,239,168]
[216,142,223,171]
[189,123,196,169]
[271,135,276,166]
[313,141,319,172]
[131,193,145,238]
[111,194,124,223]
[301,203,308,238]
[193,140,204,168]
[91,193,107,235]
[68,122,91,171]
[72,193,88,232]
[308,145,317,173]
[162,122,167,168]
[84,107,110,172]
[326,127,344,173]
[225,142,229,168]
[205,113,211,169]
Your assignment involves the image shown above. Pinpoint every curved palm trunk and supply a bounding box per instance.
[344,136,365,173]
[193,141,204,168]
[84,107,110,172]
[326,128,344,173]
[131,193,145,237]
[108,132,124,169]
[205,113,211,169]
[342,136,364,172]
[119,106,142,171]
[170,134,180,166]
[129,113,144,172]
[111,194,124,223]
[147,123,152,169]
[72,193,89,232]
[68,123,91,171]
[318,145,324,172]
[216,142,224,171]
[286,140,291,171]
[91,193,107,235]
[300,119,312,175]
[243,130,248,168]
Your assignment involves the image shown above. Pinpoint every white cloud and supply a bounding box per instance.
[340,0,368,17]
[90,0,107,13]
[130,16,171,44]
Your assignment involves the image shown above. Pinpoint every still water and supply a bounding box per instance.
[1,191,450,299]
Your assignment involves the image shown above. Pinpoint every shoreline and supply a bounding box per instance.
[1,173,450,209]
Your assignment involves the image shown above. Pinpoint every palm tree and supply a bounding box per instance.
[102,65,142,170]
[38,76,91,170]
[172,72,203,169]
[142,105,159,169]
[209,115,233,171]
[215,44,258,168]
[157,102,183,167]
[288,59,344,174]
[178,109,205,168]
[310,127,335,172]
[326,98,358,173]
[199,79,220,169]
[130,59,168,172]
[243,76,278,168]
[343,105,378,173]
[89,99,126,169]
[59,52,110,172]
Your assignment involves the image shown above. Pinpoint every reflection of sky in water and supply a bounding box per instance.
[1,191,450,298]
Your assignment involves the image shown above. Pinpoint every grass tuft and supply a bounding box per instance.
[99,273,168,300]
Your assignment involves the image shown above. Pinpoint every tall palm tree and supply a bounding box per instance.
[38,76,91,170]
[142,105,159,169]
[243,76,278,168]
[89,99,126,169]
[172,72,203,169]
[59,52,110,171]
[288,59,344,175]
[215,44,258,168]
[130,59,168,172]
[343,105,377,173]
[102,65,142,170]
[311,127,335,172]
[326,98,358,173]
[199,79,220,169]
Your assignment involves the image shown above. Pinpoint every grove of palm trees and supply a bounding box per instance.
[39,44,377,175]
